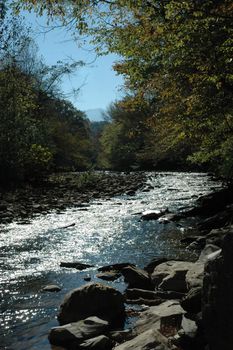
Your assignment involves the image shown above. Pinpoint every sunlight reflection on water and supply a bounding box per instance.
[0,172,222,350]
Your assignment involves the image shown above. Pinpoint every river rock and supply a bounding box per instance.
[60,262,94,270]
[96,271,121,281]
[121,266,152,289]
[49,316,109,347]
[79,335,113,349]
[42,284,61,292]
[58,283,125,327]
[114,329,169,350]
[151,261,195,291]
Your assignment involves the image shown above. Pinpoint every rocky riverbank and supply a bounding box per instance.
[43,185,233,350]
[0,171,147,225]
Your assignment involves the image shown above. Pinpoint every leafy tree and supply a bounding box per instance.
[13,0,233,176]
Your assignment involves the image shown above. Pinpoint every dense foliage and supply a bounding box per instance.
[0,6,93,185]
[10,1,233,177]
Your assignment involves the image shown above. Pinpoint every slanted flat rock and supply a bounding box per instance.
[58,283,125,327]
[134,300,185,335]
[49,316,109,347]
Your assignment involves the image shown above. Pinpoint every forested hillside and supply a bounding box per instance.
[0,6,93,185]
[1,0,233,182]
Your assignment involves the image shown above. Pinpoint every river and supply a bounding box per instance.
[0,172,222,350]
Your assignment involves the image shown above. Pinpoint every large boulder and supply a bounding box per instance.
[58,283,125,327]
[121,266,152,290]
[114,329,169,350]
[49,316,109,347]
[202,231,233,350]
[151,261,195,292]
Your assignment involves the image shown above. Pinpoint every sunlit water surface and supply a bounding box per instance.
[0,172,222,350]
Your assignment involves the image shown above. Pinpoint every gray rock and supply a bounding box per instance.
[58,283,125,327]
[49,316,109,347]
[151,261,195,290]
[42,284,61,292]
[79,335,113,349]
[122,266,152,289]
[114,329,169,350]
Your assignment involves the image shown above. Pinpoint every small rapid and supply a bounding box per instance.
[0,172,222,350]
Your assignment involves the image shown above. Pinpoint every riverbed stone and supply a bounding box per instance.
[121,266,152,289]
[49,316,109,347]
[58,283,125,327]
[42,284,61,292]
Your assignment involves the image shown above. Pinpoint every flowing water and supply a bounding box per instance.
[0,172,222,350]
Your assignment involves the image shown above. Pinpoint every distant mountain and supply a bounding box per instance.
[85,108,105,122]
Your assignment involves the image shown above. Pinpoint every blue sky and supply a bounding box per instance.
[24,11,124,112]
